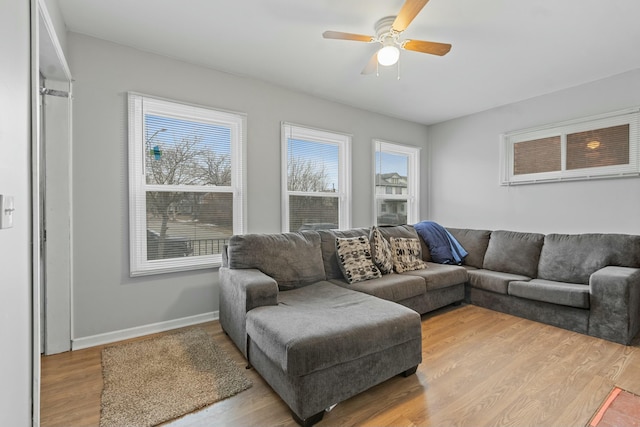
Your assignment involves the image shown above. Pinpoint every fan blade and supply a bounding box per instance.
[393,0,429,32]
[322,31,374,42]
[403,39,451,56]
[361,52,378,75]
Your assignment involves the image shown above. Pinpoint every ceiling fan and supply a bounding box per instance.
[322,0,451,75]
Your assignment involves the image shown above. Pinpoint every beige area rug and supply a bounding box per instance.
[100,328,252,427]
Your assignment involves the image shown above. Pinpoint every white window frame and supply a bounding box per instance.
[281,122,351,232]
[373,140,420,225]
[500,107,640,185]
[128,93,246,276]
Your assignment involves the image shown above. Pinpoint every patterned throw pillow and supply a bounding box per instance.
[390,237,428,273]
[335,236,382,284]
[369,226,394,274]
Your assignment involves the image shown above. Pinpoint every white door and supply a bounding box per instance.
[40,77,72,355]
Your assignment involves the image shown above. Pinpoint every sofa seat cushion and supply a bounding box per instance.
[403,262,468,291]
[246,281,421,377]
[329,273,426,302]
[467,269,531,294]
[508,279,590,309]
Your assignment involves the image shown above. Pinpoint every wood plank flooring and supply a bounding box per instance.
[40,304,640,427]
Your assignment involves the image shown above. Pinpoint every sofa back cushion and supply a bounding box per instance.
[538,233,640,284]
[482,230,545,277]
[227,231,325,290]
[377,225,432,262]
[317,228,370,279]
[446,228,491,268]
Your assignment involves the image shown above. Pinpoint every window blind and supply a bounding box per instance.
[128,93,245,276]
[281,122,350,232]
[374,140,420,226]
[501,107,640,185]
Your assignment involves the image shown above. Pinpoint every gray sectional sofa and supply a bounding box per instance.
[449,228,640,345]
[219,224,640,426]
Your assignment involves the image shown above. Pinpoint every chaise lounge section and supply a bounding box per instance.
[219,225,467,425]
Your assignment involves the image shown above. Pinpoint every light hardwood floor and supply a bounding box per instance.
[40,304,640,427]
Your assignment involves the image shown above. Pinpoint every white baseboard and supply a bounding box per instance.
[71,311,218,350]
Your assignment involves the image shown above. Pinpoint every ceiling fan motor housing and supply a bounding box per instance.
[375,16,396,37]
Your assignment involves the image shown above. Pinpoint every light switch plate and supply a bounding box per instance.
[0,195,15,229]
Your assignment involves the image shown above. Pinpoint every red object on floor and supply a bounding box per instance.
[590,387,640,427]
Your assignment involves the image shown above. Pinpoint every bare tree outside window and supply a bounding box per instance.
[284,135,342,231]
[287,155,330,192]
[145,127,232,260]
[204,153,232,186]
[281,124,349,232]
[286,155,338,231]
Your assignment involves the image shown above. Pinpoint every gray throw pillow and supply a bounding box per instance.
[370,226,394,274]
[390,237,428,273]
[336,236,382,284]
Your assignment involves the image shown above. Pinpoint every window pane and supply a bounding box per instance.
[514,136,561,175]
[502,109,640,185]
[287,139,339,192]
[566,124,629,170]
[146,191,232,260]
[145,115,232,186]
[374,142,419,226]
[375,151,408,195]
[289,195,338,232]
[376,200,407,225]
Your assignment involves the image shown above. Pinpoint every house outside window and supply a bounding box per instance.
[128,93,246,276]
[374,140,420,226]
[500,107,640,185]
[281,122,351,232]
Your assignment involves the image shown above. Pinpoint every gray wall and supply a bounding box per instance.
[427,68,640,234]
[0,0,33,425]
[68,33,429,339]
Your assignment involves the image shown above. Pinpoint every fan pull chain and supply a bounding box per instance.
[397,57,401,80]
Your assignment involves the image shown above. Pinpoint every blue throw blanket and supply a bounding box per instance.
[413,221,468,265]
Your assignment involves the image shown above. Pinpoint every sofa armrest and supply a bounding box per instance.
[219,267,279,357]
[588,266,640,345]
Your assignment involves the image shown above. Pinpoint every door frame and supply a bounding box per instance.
[32,0,73,423]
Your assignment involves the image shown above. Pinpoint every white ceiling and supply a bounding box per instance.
[57,0,640,125]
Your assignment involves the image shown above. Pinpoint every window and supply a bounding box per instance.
[500,108,640,185]
[281,123,350,232]
[374,140,420,226]
[128,93,245,276]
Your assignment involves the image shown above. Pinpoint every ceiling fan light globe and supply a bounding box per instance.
[377,45,400,66]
